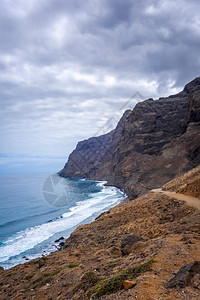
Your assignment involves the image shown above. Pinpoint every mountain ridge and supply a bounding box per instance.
[59,77,200,198]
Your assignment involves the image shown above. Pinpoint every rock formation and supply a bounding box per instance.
[59,77,200,198]
[167,261,200,288]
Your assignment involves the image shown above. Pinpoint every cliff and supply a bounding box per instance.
[1,78,200,300]
[59,77,200,198]
[1,166,200,299]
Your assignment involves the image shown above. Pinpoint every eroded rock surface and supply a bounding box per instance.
[59,77,200,198]
[167,261,200,288]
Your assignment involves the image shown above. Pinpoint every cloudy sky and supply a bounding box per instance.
[0,0,200,171]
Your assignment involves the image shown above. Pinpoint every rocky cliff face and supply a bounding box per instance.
[59,77,200,198]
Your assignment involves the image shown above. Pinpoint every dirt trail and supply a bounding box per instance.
[151,188,200,210]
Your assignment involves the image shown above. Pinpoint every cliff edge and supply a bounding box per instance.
[59,77,200,198]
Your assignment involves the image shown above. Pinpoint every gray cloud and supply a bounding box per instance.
[0,0,200,162]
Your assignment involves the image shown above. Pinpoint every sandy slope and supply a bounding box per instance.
[151,188,200,210]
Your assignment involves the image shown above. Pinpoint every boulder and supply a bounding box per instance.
[123,280,137,290]
[59,242,65,249]
[38,259,45,268]
[121,234,144,255]
[167,261,200,288]
[54,236,64,243]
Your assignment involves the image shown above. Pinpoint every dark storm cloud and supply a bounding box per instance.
[0,0,200,158]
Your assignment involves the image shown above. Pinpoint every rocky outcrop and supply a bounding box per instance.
[59,77,200,198]
[167,261,200,288]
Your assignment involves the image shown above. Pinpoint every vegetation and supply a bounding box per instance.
[86,259,154,298]
[80,271,102,292]
[67,263,79,268]
[32,269,61,288]
[31,262,79,288]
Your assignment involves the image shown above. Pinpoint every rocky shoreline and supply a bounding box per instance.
[0,166,200,299]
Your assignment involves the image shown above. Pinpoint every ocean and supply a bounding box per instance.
[0,173,126,269]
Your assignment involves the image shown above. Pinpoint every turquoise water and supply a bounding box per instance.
[0,173,125,269]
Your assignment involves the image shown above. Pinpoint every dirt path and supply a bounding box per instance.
[151,188,200,210]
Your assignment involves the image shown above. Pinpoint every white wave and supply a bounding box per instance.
[96,181,107,187]
[0,183,124,265]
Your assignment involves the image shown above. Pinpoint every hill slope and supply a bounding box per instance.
[0,167,200,299]
[163,165,200,198]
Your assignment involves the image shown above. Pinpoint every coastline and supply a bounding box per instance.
[0,76,199,298]
[58,78,200,201]
[0,166,200,299]
[0,176,126,270]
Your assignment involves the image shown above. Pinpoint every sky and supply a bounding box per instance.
[0,0,200,171]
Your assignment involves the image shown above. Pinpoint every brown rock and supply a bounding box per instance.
[121,234,144,255]
[167,261,200,288]
[59,77,200,199]
[191,274,200,290]
[123,280,137,290]
[187,90,200,123]
[38,259,45,268]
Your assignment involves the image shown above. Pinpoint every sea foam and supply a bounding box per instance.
[0,176,125,269]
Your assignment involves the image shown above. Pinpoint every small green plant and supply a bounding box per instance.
[67,263,79,268]
[32,268,61,288]
[78,271,102,292]
[86,259,154,298]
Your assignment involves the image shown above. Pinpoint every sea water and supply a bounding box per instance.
[0,173,126,269]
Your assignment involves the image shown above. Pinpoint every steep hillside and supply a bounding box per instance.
[1,167,200,299]
[163,165,200,198]
[59,77,200,198]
